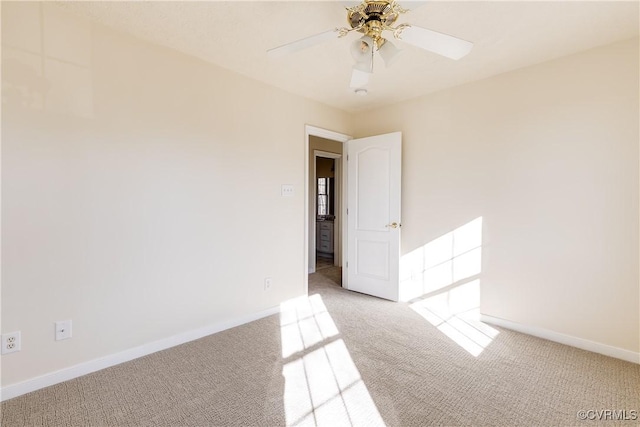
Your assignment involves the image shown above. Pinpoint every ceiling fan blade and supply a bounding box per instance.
[267,29,340,59]
[350,67,371,89]
[397,25,473,60]
[397,1,429,11]
[339,1,361,8]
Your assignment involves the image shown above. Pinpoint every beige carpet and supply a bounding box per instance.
[315,256,335,271]
[2,267,639,426]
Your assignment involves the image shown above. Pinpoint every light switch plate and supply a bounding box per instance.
[281,185,294,197]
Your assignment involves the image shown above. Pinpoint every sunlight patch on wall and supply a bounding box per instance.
[400,217,483,301]
[410,280,499,357]
[400,217,498,356]
[2,3,94,118]
[280,294,384,427]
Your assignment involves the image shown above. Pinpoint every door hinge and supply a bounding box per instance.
[347,208,349,215]
[347,155,349,161]
[346,261,348,268]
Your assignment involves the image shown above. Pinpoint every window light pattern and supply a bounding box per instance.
[400,217,499,356]
[279,294,385,426]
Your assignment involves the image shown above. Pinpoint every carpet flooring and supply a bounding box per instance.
[315,256,335,272]
[2,267,638,426]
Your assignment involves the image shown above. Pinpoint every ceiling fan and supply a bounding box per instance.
[267,0,473,94]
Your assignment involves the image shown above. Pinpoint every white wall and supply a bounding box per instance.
[353,38,639,354]
[1,3,351,388]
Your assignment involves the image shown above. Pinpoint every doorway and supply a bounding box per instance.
[304,126,403,301]
[304,126,350,294]
[314,153,341,272]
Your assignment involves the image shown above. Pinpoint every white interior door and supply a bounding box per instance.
[347,132,401,301]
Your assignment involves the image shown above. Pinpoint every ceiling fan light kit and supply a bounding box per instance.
[267,0,473,94]
[351,35,374,59]
[377,38,402,67]
[351,35,375,73]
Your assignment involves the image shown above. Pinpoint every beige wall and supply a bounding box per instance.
[1,3,351,387]
[353,38,639,353]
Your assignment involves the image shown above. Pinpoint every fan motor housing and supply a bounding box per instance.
[347,1,399,31]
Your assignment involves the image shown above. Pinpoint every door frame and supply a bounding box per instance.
[304,125,351,295]
[312,150,342,272]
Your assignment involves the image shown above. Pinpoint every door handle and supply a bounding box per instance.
[386,222,400,229]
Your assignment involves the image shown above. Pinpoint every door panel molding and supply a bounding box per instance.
[347,132,402,301]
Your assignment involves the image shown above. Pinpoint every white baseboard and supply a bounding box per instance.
[1,305,281,402]
[480,314,640,364]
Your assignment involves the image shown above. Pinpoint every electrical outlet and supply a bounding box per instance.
[1,331,21,355]
[55,320,72,341]
[264,277,272,291]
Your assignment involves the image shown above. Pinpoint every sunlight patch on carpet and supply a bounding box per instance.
[280,294,384,427]
[411,280,499,357]
[280,294,339,358]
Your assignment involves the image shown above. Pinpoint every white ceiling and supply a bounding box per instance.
[60,1,639,113]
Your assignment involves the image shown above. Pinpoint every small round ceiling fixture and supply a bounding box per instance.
[354,88,368,96]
